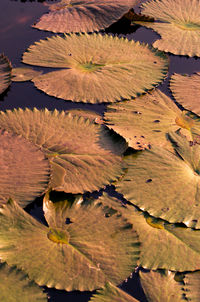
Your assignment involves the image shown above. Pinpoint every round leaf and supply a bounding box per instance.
[33,0,139,33]
[0,195,140,291]
[0,130,50,208]
[100,193,200,271]
[116,132,200,228]
[22,34,168,103]
[0,262,47,302]
[140,270,184,302]
[170,73,200,116]
[134,0,200,56]
[12,67,42,82]
[0,54,12,94]
[0,108,126,194]
[104,89,200,150]
[89,282,139,302]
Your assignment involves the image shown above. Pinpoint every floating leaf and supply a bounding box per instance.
[184,271,200,301]
[33,0,139,33]
[140,270,184,302]
[116,132,200,228]
[0,262,47,302]
[0,54,12,94]
[0,195,140,291]
[89,282,139,302]
[104,89,200,150]
[170,73,200,116]
[22,34,168,103]
[0,108,126,194]
[133,0,200,56]
[100,193,200,271]
[0,130,50,208]
[12,67,42,82]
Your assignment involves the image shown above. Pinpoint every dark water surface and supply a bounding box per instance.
[1,1,200,301]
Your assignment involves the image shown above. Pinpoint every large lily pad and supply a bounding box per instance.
[22,34,168,103]
[133,0,200,56]
[0,54,12,94]
[0,195,140,291]
[184,271,200,301]
[139,270,184,302]
[89,282,139,302]
[0,262,47,302]
[33,0,139,33]
[0,108,126,194]
[100,193,200,271]
[116,132,200,228]
[0,129,50,208]
[104,89,200,150]
[170,73,200,116]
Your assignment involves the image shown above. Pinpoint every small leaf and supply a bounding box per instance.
[0,54,12,94]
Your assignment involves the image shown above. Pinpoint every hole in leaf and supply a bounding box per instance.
[153,119,160,123]
[65,218,73,225]
[146,179,152,183]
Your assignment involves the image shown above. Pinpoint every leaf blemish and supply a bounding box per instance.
[146,179,152,183]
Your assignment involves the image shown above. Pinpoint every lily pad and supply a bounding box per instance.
[99,193,200,271]
[0,54,12,94]
[0,108,126,194]
[133,0,200,56]
[184,271,200,301]
[104,89,200,150]
[89,282,139,302]
[0,129,50,208]
[12,67,42,82]
[116,131,200,228]
[33,0,139,33]
[139,270,184,302]
[22,34,168,103]
[170,73,200,116]
[0,195,140,291]
[0,262,47,302]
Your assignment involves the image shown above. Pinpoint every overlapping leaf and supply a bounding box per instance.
[0,195,140,291]
[0,130,50,207]
[133,0,200,56]
[0,262,47,302]
[104,89,200,150]
[12,67,42,82]
[170,73,200,116]
[139,270,184,302]
[116,132,200,228]
[99,193,200,271]
[0,54,12,94]
[33,0,139,33]
[22,34,168,103]
[184,271,200,301]
[89,282,139,302]
[0,108,126,194]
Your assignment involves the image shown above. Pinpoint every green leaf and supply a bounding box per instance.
[0,129,50,208]
[0,108,126,194]
[33,0,139,33]
[134,0,200,56]
[0,262,47,302]
[12,67,42,82]
[22,34,168,103]
[140,270,184,302]
[116,132,200,228]
[170,72,200,116]
[99,193,200,271]
[89,282,139,302]
[0,195,140,291]
[0,54,12,94]
[104,89,200,150]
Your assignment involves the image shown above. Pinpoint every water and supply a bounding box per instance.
[1,0,200,301]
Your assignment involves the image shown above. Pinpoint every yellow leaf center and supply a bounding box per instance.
[175,112,195,130]
[47,228,70,244]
